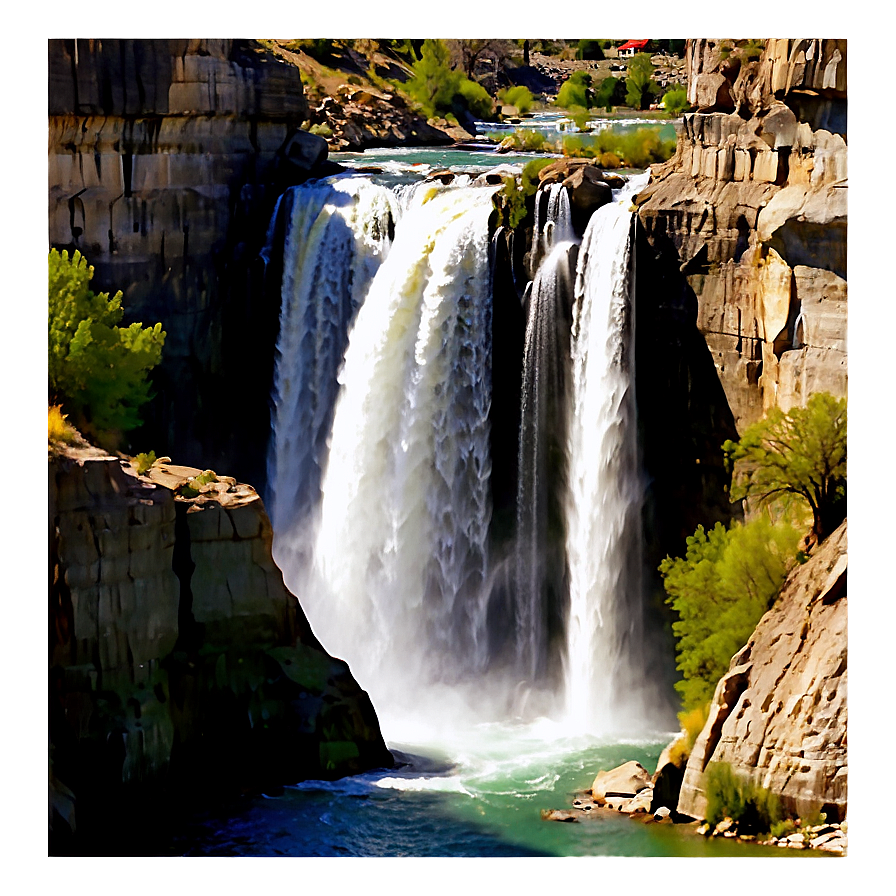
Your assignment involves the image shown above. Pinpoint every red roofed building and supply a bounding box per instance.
[618,39,650,57]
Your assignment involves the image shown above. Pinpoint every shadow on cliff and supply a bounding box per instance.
[631,216,742,702]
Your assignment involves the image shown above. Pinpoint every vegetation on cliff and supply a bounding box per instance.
[724,393,847,545]
[662,392,846,717]
[48,249,165,446]
[660,516,801,712]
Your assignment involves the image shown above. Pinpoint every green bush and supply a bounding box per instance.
[769,818,797,839]
[556,71,592,109]
[521,158,553,193]
[49,249,165,446]
[456,76,494,119]
[660,516,801,712]
[500,85,534,115]
[705,763,782,834]
[662,85,690,116]
[594,75,624,111]
[309,123,333,138]
[135,451,158,475]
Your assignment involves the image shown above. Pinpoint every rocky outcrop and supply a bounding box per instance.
[636,39,847,431]
[306,84,455,151]
[48,39,324,487]
[677,520,847,823]
[49,449,392,848]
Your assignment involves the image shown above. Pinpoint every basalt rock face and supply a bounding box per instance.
[677,521,847,823]
[48,39,321,488]
[636,39,847,432]
[49,451,392,851]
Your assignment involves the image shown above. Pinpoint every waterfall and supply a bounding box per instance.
[531,182,575,273]
[513,182,579,685]
[267,177,400,560]
[305,183,498,726]
[563,174,651,734]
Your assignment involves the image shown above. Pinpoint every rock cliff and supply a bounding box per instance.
[48,39,326,486]
[636,39,847,431]
[49,448,392,850]
[676,520,847,823]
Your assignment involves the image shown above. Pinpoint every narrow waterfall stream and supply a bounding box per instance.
[563,172,654,734]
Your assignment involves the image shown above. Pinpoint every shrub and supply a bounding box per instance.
[599,151,622,169]
[521,158,553,193]
[556,71,592,109]
[134,451,157,475]
[662,85,690,116]
[724,392,847,544]
[49,249,165,446]
[48,405,77,444]
[769,818,797,839]
[667,703,710,767]
[594,75,624,111]
[500,85,534,115]
[456,76,494,119]
[660,516,801,712]
[309,123,333,138]
[705,762,782,834]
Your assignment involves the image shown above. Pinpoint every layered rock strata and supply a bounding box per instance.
[48,39,324,486]
[636,39,847,430]
[49,449,392,846]
[677,520,847,822]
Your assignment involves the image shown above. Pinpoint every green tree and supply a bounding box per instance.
[556,70,592,109]
[661,85,689,116]
[723,393,847,544]
[49,249,165,444]
[577,40,604,61]
[659,516,801,712]
[594,75,625,111]
[405,39,494,120]
[624,53,660,110]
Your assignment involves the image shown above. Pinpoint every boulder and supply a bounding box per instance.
[653,806,672,821]
[281,129,329,173]
[541,809,579,822]
[622,789,654,814]
[693,72,734,111]
[592,760,653,801]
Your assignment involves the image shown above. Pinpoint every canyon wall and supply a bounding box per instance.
[49,450,392,850]
[636,39,847,431]
[48,39,326,486]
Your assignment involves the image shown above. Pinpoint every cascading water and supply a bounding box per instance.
[302,182,498,732]
[513,182,579,688]
[267,164,668,743]
[267,177,400,561]
[563,173,653,734]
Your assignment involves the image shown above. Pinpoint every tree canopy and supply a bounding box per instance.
[405,39,494,120]
[49,248,165,444]
[660,516,801,712]
[624,53,660,110]
[723,392,847,544]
